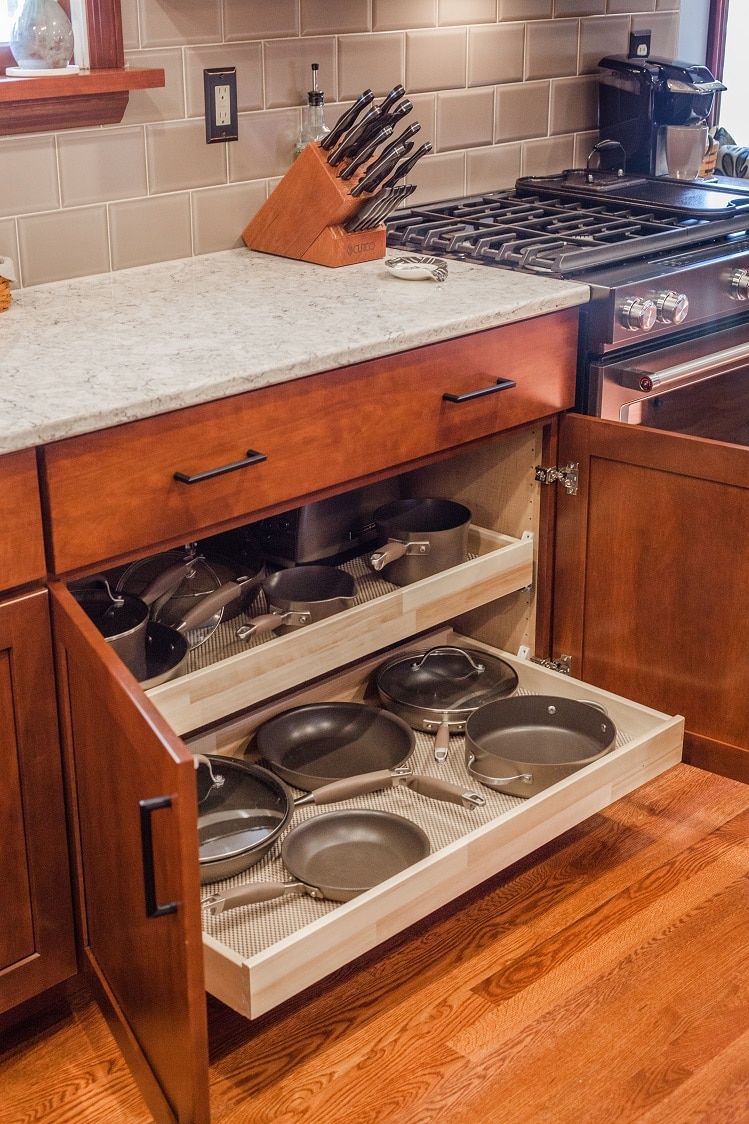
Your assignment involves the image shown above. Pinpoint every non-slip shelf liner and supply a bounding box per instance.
[200,688,634,962]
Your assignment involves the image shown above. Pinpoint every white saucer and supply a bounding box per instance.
[384,255,448,282]
[6,64,80,77]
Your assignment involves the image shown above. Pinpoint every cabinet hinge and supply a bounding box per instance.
[517,647,572,675]
[535,462,579,495]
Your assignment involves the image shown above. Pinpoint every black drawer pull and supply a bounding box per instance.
[442,378,517,404]
[173,449,267,484]
[139,797,178,919]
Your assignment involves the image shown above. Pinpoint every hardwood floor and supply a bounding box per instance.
[2,764,749,1123]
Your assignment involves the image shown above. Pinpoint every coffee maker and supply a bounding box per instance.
[598,54,725,176]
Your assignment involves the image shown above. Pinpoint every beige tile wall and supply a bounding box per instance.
[0,0,680,287]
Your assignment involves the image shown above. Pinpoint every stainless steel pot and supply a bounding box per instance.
[464,696,617,798]
[369,498,471,586]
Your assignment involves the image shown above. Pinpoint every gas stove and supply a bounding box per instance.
[386,173,749,437]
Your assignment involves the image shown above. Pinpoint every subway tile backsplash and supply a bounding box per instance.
[0,0,680,288]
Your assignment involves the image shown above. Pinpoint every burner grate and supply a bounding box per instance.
[386,189,749,276]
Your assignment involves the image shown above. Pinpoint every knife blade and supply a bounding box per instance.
[338,124,395,180]
[349,143,411,197]
[319,89,374,152]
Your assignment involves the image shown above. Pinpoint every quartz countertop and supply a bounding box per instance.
[0,248,589,456]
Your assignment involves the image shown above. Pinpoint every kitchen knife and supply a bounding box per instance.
[382,141,433,187]
[379,98,413,129]
[377,84,406,116]
[349,143,412,197]
[327,107,381,166]
[338,124,395,180]
[378,122,421,163]
[345,189,389,232]
[320,89,374,152]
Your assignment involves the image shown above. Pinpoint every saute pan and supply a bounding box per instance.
[203,809,431,912]
[464,696,617,798]
[369,498,471,586]
[253,701,486,808]
[236,565,356,640]
[375,646,519,762]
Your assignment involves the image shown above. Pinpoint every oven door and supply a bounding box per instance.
[593,320,749,446]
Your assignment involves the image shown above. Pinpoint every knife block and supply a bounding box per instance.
[241,142,386,268]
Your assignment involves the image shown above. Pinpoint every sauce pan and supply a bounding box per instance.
[369,498,471,586]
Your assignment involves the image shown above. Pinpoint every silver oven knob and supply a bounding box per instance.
[730,268,749,300]
[619,296,657,331]
[654,290,689,323]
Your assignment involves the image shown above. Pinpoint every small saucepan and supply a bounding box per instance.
[236,565,356,640]
[369,498,471,586]
[464,695,617,798]
[375,646,519,762]
[203,809,431,913]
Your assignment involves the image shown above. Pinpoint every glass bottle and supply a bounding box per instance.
[294,63,330,159]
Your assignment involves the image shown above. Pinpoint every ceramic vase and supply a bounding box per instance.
[10,0,74,70]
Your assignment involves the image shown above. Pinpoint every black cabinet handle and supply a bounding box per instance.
[442,378,517,403]
[173,448,267,484]
[139,797,178,919]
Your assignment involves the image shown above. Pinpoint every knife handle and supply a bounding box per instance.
[320,89,373,152]
[338,124,394,181]
[383,141,433,187]
[377,84,406,115]
[327,107,380,166]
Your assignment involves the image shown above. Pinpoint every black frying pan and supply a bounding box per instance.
[202,808,431,912]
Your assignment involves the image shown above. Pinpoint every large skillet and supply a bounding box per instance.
[203,809,431,913]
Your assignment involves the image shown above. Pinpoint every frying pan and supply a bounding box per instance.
[236,565,356,640]
[203,809,431,912]
[464,695,617,798]
[375,646,519,762]
[369,497,471,586]
[196,751,484,884]
[253,701,415,788]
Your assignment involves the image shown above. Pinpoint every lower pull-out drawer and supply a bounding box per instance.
[192,634,683,1020]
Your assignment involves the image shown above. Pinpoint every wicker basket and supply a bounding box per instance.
[0,277,11,312]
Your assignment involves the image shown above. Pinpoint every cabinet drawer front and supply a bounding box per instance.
[0,450,46,591]
[41,311,577,572]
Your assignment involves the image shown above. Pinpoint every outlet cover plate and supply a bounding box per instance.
[204,67,238,143]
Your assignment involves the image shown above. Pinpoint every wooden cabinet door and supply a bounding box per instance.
[553,414,749,782]
[49,583,210,1124]
[0,589,76,1013]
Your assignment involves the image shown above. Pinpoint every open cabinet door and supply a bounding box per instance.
[552,413,749,781]
[49,581,210,1123]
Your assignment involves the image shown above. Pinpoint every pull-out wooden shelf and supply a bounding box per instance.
[191,634,683,1020]
[148,525,534,735]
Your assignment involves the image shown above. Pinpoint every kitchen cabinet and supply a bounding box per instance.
[40,309,683,1124]
[552,414,749,782]
[0,451,76,1017]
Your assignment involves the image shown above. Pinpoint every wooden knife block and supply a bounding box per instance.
[241,142,386,268]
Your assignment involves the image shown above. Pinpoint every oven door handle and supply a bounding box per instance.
[613,339,749,393]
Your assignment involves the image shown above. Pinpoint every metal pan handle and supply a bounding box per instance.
[466,755,533,789]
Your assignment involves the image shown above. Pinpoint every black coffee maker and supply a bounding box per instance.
[598,54,725,175]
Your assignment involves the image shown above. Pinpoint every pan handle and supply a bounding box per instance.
[369,539,429,571]
[466,755,533,789]
[294,767,413,806]
[442,378,516,403]
[403,774,485,809]
[236,611,297,640]
[202,881,317,914]
[139,797,179,919]
[433,719,451,763]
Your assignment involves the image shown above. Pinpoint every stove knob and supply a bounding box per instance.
[619,297,657,331]
[654,290,689,324]
[730,268,749,300]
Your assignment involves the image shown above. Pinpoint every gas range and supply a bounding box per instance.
[386,173,749,435]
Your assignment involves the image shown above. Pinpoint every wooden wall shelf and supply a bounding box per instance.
[0,67,165,135]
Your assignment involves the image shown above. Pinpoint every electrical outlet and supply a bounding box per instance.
[628,29,651,60]
[204,67,238,143]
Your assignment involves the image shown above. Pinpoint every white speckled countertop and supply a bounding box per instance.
[0,248,589,456]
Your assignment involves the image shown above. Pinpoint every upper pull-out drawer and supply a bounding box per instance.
[0,450,46,592]
[40,310,577,573]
